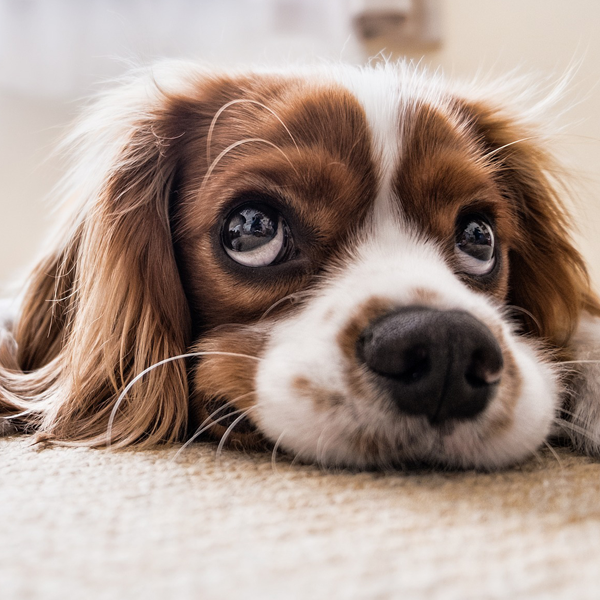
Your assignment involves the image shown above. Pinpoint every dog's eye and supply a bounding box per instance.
[455,217,495,276]
[222,203,290,267]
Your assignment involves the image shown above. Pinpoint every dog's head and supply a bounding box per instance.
[4,62,599,468]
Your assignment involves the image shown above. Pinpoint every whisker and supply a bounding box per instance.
[206,99,300,164]
[173,391,255,461]
[178,401,231,451]
[556,365,588,378]
[502,304,542,333]
[271,431,287,474]
[289,451,303,468]
[481,136,536,161]
[315,427,335,470]
[106,351,259,448]
[259,290,313,321]
[172,407,247,461]
[543,439,563,468]
[200,138,298,196]
[554,417,598,443]
[215,406,257,460]
[558,359,600,365]
[2,408,35,421]
[557,406,578,419]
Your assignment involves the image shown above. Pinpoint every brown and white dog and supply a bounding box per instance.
[1,61,600,469]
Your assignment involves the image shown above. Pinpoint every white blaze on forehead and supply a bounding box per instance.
[322,63,457,229]
[329,66,403,223]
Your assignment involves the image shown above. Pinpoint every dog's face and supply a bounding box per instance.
[2,63,597,469]
[170,65,589,469]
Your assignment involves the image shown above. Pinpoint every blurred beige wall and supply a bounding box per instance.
[1,0,599,292]
[0,93,74,291]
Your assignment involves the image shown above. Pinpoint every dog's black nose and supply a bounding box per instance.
[357,306,503,423]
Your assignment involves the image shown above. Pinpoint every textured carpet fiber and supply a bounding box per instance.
[1,436,600,600]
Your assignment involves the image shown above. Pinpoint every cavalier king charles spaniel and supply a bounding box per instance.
[1,61,600,469]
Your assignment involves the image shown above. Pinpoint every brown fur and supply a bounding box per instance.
[1,103,192,446]
[172,78,376,327]
[189,325,269,448]
[0,71,377,448]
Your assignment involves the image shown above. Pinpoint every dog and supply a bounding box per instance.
[1,60,600,469]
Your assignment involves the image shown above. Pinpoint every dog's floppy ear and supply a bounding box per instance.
[464,99,600,350]
[0,69,204,446]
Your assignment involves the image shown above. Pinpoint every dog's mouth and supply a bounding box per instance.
[191,395,267,451]
[203,396,258,435]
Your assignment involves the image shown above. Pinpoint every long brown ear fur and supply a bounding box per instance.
[0,68,196,447]
[465,99,600,350]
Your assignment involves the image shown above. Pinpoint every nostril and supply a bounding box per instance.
[357,309,433,380]
[465,348,504,388]
[359,332,430,383]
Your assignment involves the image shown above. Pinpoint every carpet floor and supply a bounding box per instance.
[1,436,599,599]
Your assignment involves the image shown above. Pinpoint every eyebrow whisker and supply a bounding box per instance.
[207,98,300,164]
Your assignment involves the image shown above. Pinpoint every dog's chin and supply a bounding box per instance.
[249,411,558,472]
[189,394,268,450]
[252,346,558,471]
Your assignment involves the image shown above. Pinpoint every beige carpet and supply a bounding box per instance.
[1,436,599,600]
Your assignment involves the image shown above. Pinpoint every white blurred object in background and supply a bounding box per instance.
[0,0,440,99]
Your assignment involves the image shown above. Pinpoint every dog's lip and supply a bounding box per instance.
[204,396,258,434]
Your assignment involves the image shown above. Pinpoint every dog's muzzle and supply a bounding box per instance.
[357,307,504,424]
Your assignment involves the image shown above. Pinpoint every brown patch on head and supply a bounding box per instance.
[393,102,513,303]
[169,75,378,333]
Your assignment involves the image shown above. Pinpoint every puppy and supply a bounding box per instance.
[1,61,600,469]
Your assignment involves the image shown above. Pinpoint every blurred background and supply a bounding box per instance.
[1,0,600,291]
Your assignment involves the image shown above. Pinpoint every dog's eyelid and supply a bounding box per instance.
[455,202,496,223]
[222,188,291,213]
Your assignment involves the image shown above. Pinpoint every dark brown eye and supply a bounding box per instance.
[455,217,495,276]
[222,203,291,267]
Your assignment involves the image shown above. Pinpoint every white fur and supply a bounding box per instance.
[255,216,559,469]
